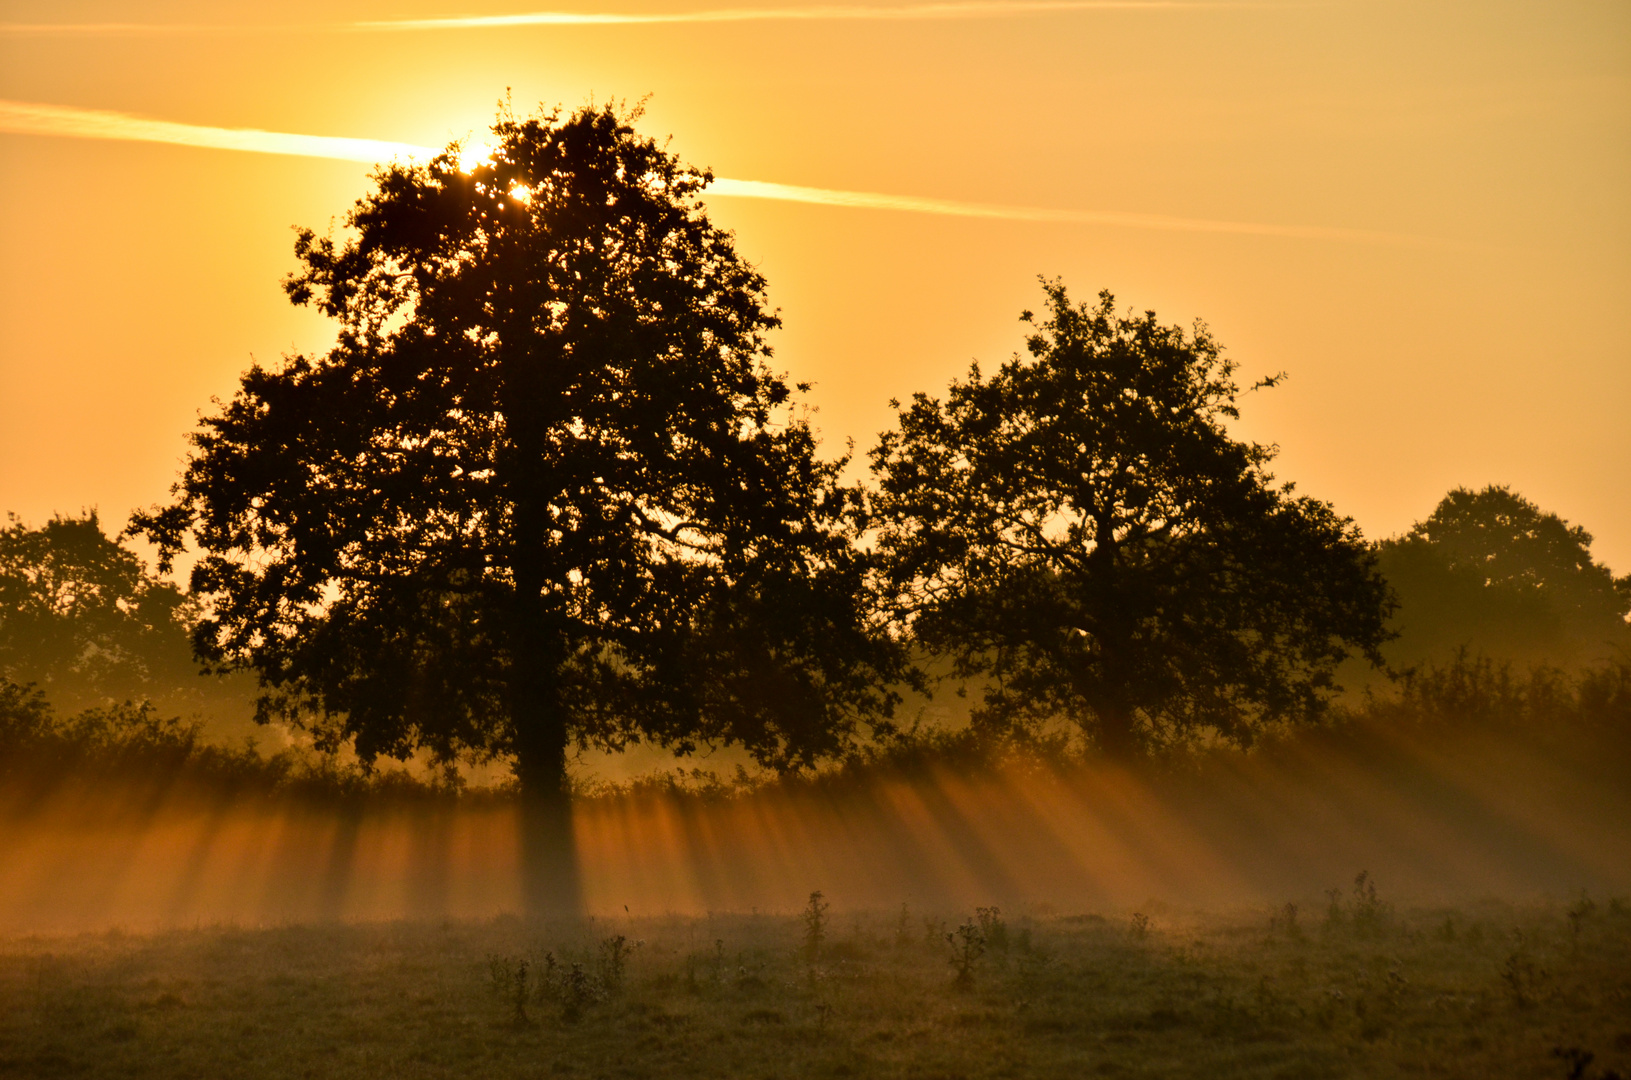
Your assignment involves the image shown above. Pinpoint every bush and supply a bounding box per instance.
[0,676,463,805]
[1350,651,1630,736]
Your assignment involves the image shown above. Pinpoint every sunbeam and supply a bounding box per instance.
[2,718,1624,932]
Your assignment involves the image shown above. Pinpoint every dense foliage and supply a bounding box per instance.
[1348,649,1631,740]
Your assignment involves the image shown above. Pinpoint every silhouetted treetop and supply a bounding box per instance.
[870,281,1392,758]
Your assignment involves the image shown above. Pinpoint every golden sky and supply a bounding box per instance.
[2,0,1627,569]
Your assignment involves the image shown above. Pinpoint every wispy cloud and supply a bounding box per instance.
[1,1,1284,36]
[0,101,430,163]
[0,20,274,37]
[0,99,1430,247]
[353,2,1253,32]
[707,178,1423,245]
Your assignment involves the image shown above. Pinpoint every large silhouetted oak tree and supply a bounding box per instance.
[870,282,1392,759]
[132,104,905,912]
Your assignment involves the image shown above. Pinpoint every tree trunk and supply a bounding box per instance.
[1086,537,1141,762]
[514,741,580,918]
[500,333,583,917]
[507,498,582,918]
[509,644,581,918]
[1094,698,1139,762]
[1087,614,1141,763]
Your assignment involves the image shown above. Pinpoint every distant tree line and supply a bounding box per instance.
[7,484,1623,755]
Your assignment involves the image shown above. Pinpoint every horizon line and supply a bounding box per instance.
[0,99,1440,248]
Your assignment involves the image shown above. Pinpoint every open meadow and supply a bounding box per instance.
[3,667,1629,1077]
[2,890,1628,1080]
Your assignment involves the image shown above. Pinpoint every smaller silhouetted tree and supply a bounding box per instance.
[0,512,247,720]
[1377,485,1631,669]
[869,281,1392,758]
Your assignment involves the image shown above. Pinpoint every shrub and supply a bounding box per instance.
[976,907,1008,952]
[1351,871,1385,932]
[947,919,987,989]
[1500,947,1545,1008]
[803,891,830,964]
[894,903,914,950]
[560,962,598,1023]
[1270,902,1301,938]
[486,954,531,1025]
[597,935,638,995]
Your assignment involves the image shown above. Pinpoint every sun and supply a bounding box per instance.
[454,139,496,173]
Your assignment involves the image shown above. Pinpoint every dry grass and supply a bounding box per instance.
[2,889,1628,1079]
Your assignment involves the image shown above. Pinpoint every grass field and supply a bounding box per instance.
[2,885,1628,1079]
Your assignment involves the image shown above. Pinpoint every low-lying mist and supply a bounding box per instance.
[3,704,1625,934]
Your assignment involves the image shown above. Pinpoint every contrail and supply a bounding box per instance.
[0,101,428,164]
[0,100,1432,247]
[706,178,1423,245]
[1,2,1280,36]
[352,2,1260,31]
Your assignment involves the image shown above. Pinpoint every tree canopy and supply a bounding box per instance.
[1377,485,1631,669]
[132,103,906,863]
[869,281,1393,758]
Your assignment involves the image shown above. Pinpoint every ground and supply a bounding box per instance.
[1,891,1627,1079]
